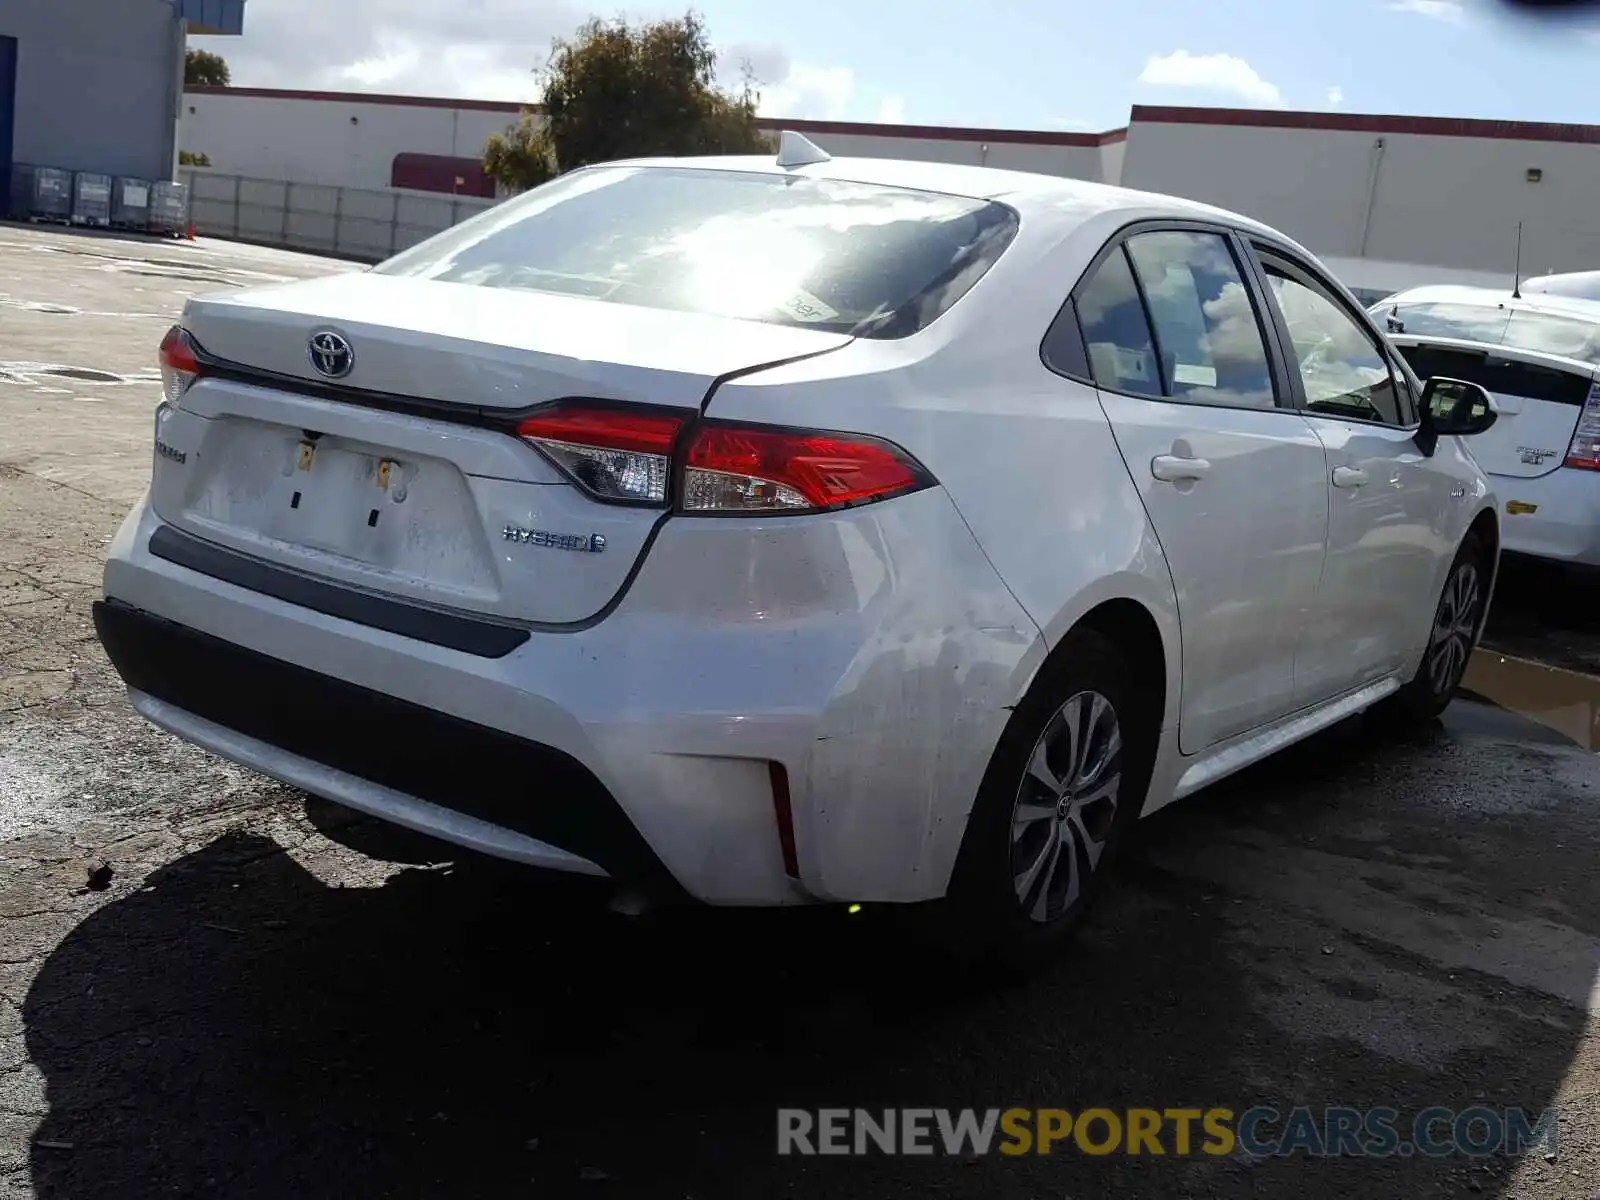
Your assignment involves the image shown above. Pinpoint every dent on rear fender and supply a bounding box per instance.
[617,485,1044,903]
[794,492,1047,902]
[801,629,1041,902]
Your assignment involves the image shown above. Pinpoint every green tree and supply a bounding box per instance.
[482,11,773,192]
[482,110,557,193]
[185,49,231,87]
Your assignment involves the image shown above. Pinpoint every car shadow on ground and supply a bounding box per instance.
[22,707,1596,1199]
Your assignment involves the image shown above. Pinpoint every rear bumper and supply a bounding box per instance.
[98,489,1043,905]
[1492,467,1600,566]
[93,599,671,888]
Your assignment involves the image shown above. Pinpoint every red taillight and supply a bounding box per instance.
[514,401,934,513]
[516,403,689,505]
[1566,385,1600,471]
[158,325,204,403]
[683,424,931,513]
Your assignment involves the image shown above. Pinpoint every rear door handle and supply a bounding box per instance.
[1332,466,1369,489]
[1151,454,1211,482]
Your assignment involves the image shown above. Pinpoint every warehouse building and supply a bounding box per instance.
[178,85,1596,296]
[1118,105,1600,301]
[179,86,1128,198]
[0,0,246,191]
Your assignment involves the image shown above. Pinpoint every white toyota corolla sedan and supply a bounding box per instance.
[95,135,1504,967]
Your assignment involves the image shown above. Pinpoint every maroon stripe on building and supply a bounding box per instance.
[1130,104,1600,145]
[184,88,1600,147]
[750,116,1128,147]
[182,86,1128,144]
[185,85,537,114]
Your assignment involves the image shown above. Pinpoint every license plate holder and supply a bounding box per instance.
[282,441,403,559]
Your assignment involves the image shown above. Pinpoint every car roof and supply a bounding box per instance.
[1385,283,1600,325]
[596,151,1296,246]
[1521,270,1600,300]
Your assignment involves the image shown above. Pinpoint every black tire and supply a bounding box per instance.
[940,627,1157,975]
[1386,532,1489,724]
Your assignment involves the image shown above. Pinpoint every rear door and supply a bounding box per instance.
[1250,245,1453,702]
[1070,223,1330,754]
[1387,337,1597,479]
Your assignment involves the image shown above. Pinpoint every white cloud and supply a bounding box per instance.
[1137,50,1283,107]
[1387,0,1468,24]
[190,0,597,100]
[194,1,839,115]
[723,42,855,120]
[1326,85,1346,108]
[876,95,908,124]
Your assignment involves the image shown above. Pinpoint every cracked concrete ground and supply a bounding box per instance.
[4,221,1600,1198]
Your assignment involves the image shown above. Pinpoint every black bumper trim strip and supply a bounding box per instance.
[148,525,530,659]
[92,599,682,892]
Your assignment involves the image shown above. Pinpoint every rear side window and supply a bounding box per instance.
[1075,247,1162,397]
[1126,232,1276,409]
[1075,229,1278,409]
[373,166,1019,340]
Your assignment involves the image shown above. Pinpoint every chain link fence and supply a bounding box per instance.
[179,168,500,262]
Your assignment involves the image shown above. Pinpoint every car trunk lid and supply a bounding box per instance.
[151,276,853,627]
[182,271,854,410]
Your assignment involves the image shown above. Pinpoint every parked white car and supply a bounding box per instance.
[1376,285,1600,567]
[96,139,1503,968]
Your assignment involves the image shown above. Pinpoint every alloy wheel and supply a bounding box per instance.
[1009,690,1123,924]
[1427,561,1481,696]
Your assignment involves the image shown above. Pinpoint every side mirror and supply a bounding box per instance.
[1415,376,1498,456]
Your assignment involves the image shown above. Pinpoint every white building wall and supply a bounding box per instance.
[1098,135,1127,187]
[1122,119,1376,257]
[1121,108,1600,288]
[785,129,1105,177]
[181,88,523,189]
[177,90,1600,302]
[1362,133,1600,279]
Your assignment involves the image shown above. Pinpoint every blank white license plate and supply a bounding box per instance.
[282,440,402,560]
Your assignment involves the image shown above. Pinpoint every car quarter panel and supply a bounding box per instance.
[702,204,1197,736]
[704,365,1182,739]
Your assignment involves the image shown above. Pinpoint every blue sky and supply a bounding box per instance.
[696,0,1600,130]
[201,0,1600,131]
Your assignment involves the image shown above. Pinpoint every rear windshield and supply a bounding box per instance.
[1378,301,1600,365]
[373,166,1020,339]
[1395,343,1595,407]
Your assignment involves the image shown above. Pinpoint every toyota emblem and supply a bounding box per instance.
[308,330,354,379]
